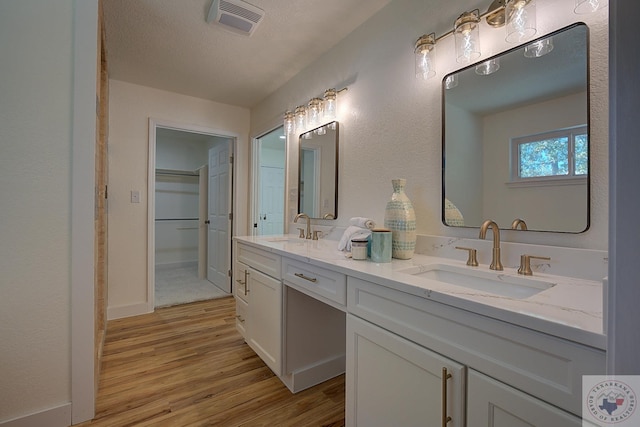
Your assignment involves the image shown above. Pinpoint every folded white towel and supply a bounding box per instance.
[349,217,376,229]
[338,226,372,251]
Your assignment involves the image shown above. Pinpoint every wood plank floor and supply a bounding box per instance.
[75,297,345,427]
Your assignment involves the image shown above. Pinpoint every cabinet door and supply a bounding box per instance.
[467,370,583,427]
[247,267,282,376]
[346,315,465,427]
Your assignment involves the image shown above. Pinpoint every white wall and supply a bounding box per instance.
[108,80,250,318]
[251,0,609,250]
[0,0,79,424]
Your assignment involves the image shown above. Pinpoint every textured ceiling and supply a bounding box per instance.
[102,0,393,108]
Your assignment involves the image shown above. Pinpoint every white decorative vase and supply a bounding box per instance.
[384,178,417,259]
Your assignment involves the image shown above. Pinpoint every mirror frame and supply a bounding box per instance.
[298,121,339,219]
[441,23,590,233]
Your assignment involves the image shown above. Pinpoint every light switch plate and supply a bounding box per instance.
[131,190,140,203]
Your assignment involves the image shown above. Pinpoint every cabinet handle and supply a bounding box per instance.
[244,270,249,296]
[235,315,245,323]
[441,367,452,427]
[294,272,317,283]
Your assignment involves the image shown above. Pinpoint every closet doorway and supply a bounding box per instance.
[148,120,235,308]
[252,126,286,236]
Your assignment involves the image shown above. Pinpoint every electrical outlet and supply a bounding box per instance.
[131,190,140,203]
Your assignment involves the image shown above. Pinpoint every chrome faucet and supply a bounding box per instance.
[479,220,503,271]
[294,213,312,239]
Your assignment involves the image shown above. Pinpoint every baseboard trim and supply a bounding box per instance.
[280,354,346,393]
[0,403,71,427]
[107,302,152,320]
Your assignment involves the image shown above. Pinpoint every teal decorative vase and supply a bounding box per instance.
[384,179,416,259]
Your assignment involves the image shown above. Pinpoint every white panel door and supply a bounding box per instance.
[258,166,284,235]
[346,314,465,427]
[207,141,231,293]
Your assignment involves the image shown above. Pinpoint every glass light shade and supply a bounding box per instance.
[454,10,481,64]
[574,0,606,14]
[302,131,312,140]
[307,98,322,128]
[323,88,337,120]
[444,74,458,90]
[524,37,554,58]
[294,105,307,132]
[475,58,501,75]
[315,126,326,136]
[415,33,436,79]
[506,0,536,43]
[283,111,295,134]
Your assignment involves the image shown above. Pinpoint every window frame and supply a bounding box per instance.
[508,125,588,187]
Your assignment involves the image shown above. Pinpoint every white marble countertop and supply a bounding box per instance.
[235,234,606,350]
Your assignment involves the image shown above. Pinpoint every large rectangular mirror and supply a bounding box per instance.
[298,121,339,219]
[442,23,589,233]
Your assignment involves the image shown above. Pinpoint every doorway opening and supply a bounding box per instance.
[148,120,235,308]
[252,126,286,236]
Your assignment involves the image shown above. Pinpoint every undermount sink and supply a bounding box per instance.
[398,263,556,299]
[262,236,298,243]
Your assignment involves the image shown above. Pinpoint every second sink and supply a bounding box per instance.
[397,263,556,299]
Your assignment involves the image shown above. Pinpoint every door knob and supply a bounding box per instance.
[205,220,210,224]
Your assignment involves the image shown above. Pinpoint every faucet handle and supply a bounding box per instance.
[312,230,323,240]
[297,228,306,238]
[455,246,479,267]
[518,254,551,276]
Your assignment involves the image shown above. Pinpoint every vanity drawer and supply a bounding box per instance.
[237,242,281,278]
[347,276,605,416]
[282,258,346,308]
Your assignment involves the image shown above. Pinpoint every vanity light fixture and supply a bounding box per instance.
[415,33,437,79]
[323,88,337,120]
[574,0,607,14]
[294,105,307,132]
[454,10,481,64]
[283,87,347,135]
[475,58,500,75]
[524,36,553,58]
[307,98,323,128]
[284,111,295,134]
[505,0,537,43]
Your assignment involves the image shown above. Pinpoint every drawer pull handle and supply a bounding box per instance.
[294,272,317,283]
[235,315,245,323]
[244,270,249,296]
[441,367,452,427]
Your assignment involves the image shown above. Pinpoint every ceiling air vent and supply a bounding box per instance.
[206,0,265,36]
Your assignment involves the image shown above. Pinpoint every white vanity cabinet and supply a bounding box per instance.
[347,314,465,427]
[234,242,282,376]
[347,276,604,427]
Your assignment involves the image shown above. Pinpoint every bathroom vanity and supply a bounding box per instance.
[233,235,605,427]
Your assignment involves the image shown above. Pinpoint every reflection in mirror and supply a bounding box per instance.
[298,121,339,219]
[443,23,589,233]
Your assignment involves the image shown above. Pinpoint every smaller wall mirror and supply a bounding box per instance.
[298,121,339,219]
[442,23,589,233]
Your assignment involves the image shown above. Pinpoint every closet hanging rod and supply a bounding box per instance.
[155,218,199,221]
[155,168,199,177]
